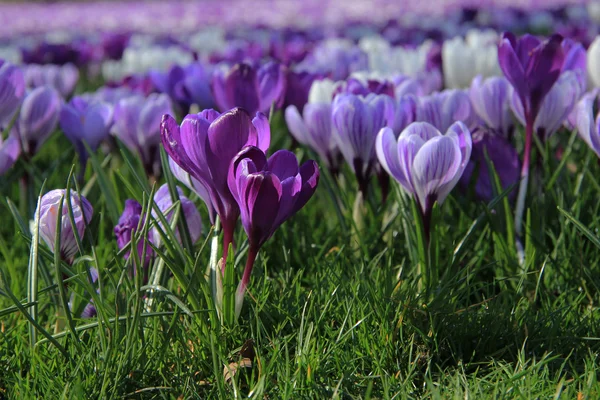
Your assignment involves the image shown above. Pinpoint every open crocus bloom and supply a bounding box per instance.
[376,121,472,214]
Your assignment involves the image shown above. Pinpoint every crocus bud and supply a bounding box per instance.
[60,96,113,164]
[0,60,25,127]
[79,267,99,318]
[152,184,203,246]
[211,62,286,115]
[36,189,93,262]
[24,63,79,98]
[416,89,475,133]
[114,199,149,260]
[376,121,471,221]
[112,93,172,177]
[0,132,20,175]
[459,129,520,202]
[16,86,61,156]
[469,76,513,138]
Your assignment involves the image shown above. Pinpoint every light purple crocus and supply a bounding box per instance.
[112,93,173,177]
[574,93,600,158]
[331,93,393,194]
[376,121,471,237]
[0,132,21,175]
[469,76,513,138]
[510,70,582,140]
[36,189,93,262]
[459,128,520,202]
[161,107,270,263]
[114,199,152,270]
[416,89,475,133]
[228,146,319,317]
[15,86,61,156]
[168,157,216,224]
[150,62,214,114]
[24,63,79,98]
[152,184,203,246]
[211,62,286,115]
[60,96,113,166]
[0,60,25,127]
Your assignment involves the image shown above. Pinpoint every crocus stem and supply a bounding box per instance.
[235,245,259,319]
[221,222,235,274]
[514,114,534,237]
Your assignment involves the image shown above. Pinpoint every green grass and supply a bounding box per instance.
[1,117,600,399]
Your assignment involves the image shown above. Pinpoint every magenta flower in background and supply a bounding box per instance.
[211,62,286,115]
[469,76,513,138]
[331,93,393,194]
[0,60,25,127]
[376,121,471,235]
[228,146,319,317]
[459,128,520,202]
[15,86,61,156]
[151,184,203,246]
[59,96,113,166]
[36,189,93,262]
[24,63,79,98]
[150,62,215,114]
[161,107,270,262]
[112,93,173,177]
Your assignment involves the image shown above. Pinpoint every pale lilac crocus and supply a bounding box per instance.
[24,63,79,98]
[416,89,476,133]
[0,60,25,127]
[469,76,513,138]
[376,121,472,237]
[151,184,203,247]
[112,93,173,177]
[15,86,61,156]
[574,93,600,158]
[36,189,93,263]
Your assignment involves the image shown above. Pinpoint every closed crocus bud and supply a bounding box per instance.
[469,76,513,137]
[416,89,475,133]
[36,189,93,262]
[510,70,582,140]
[442,29,501,89]
[376,121,471,228]
[332,93,393,194]
[0,60,25,127]
[161,107,270,262]
[168,156,216,224]
[562,38,587,91]
[24,63,79,98]
[498,32,565,122]
[587,36,600,88]
[16,86,61,156]
[152,184,202,246]
[211,61,287,115]
[0,132,20,175]
[114,199,152,265]
[228,146,319,317]
[459,129,520,202]
[112,93,173,177]
[574,93,600,157]
[60,96,113,165]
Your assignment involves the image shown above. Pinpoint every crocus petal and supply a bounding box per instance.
[252,112,271,152]
[376,127,408,188]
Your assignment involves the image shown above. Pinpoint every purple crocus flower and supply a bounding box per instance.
[59,96,113,166]
[150,62,214,114]
[335,76,396,98]
[0,132,21,175]
[282,69,321,114]
[228,146,319,317]
[331,93,393,194]
[102,32,130,61]
[114,199,152,267]
[112,93,173,177]
[561,38,587,91]
[168,157,216,224]
[79,267,99,319]
[152,184,203,246]
[459,128,520,202]
[376,121,471,236]
[0,60,25,127]
[510,70,582,140]
[497,32,565,234]
[389,95,418,136]
[24,63,79,98]
[36,189,93,263]
[416,89,475,133]
[469,76,513,138]
[15,86,61,156]
[211,62,286,115]
[161,107,270,262]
